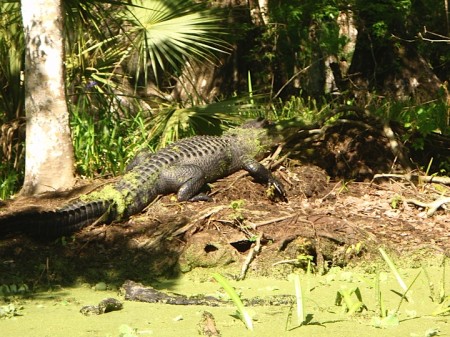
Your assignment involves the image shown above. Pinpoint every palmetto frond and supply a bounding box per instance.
[146,96,263,148]
[125,0,230,84]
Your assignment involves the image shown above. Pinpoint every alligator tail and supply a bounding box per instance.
[0,199,115,239]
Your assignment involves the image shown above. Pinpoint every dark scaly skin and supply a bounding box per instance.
[0,119,286,238]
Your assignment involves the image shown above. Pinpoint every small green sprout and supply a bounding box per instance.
[335,287,367,315]
[390,195,402,209]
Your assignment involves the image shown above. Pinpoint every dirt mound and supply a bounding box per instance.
[0,164,448,287]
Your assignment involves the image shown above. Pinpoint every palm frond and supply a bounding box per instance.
[125,0,230,84]
[146,96,264,148]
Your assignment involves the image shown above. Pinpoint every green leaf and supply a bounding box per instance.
[213,273,253,331]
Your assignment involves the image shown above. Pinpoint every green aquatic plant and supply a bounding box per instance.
[213,273,253,331]
[335,286,367,316]
[371,248,422,327]
[287,273,307,328]
[118,324,139,337]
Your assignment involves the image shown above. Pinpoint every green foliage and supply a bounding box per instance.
[0,0,448,196]
[355,0,412,36]
[70,105,151,177]
[0,283,29,297]
[386,99,449,137]
[145,98,253,149]
[379,248,408,293]
[0,0,232,195]
[371,97,450,173]
[70,95,259,177]
[390,195,402,209]
[0,116,25,199]
[335,286,367,315]
[270,95,324,123]
[287,273,307,327]
[246,0,347,98]
[0,1,24,119]
[0,164,21,200]
[371,249,423,327]
[64,0,230,102]
[229,199,245,222]
[213,273,254,330]
[126,0,229,85]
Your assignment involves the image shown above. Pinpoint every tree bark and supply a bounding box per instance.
[20,0,75,195]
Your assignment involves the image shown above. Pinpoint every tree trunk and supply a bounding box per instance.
[20,0,75,195]
[348,34,443,103]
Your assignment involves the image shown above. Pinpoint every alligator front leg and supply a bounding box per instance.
[241,156,287,201]
[159,165,211,202]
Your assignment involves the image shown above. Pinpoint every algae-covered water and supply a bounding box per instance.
[1,266,449,337]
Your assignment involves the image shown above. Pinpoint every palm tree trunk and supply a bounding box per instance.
[20,0,75,195]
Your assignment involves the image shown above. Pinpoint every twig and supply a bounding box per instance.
[272,259,301,266]
[273,62,315,99]
[405,197,450,217]
[172,205,226,236]
[238,236,261,280]
[373,173,450,185]
[249,214,296,228]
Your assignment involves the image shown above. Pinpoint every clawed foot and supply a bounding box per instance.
[188,193,213,202]
[268,177,287,202]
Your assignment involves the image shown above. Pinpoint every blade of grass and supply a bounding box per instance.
[379,248,407,292]
[375,272,386,318]
[247,70,254,105]
[213,273,253,331]
[289,273,304,326]
[395,270,421,314]
[440,256,447,303]
[432,296,450,316]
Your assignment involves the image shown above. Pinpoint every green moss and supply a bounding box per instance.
[80,185,127,217]
[79,169,160,220]
[226,126,271,159]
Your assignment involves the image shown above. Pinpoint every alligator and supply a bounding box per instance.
[0,119,286,238]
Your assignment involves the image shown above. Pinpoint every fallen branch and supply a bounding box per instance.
[405,197,450,216]
[238,235,261,280]
[172,205,226,236]
[249,214,296,228]
[123,280,295,306]
[373,173,450,185]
